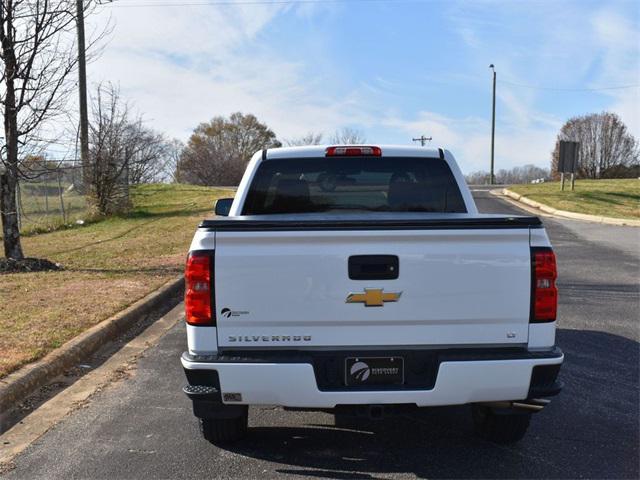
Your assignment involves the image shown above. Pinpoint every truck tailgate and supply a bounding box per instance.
[213,226,532,348]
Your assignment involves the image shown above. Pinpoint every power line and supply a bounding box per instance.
[100,0,425,7]
[498,79,640,92]
[412,135,431,147]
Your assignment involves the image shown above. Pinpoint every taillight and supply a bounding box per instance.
[185,252,213,326]
[325,146,382,157]
[531,248,558,322]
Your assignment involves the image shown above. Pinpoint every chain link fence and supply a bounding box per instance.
[16,164,90,233]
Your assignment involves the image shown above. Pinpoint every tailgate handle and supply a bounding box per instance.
[348,255,399,280]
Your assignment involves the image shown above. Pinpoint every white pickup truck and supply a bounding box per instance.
[181,145,563,444]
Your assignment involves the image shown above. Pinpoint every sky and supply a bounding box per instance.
[86,0,640,174]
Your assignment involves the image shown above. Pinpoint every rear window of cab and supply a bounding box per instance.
[242,157,467,215]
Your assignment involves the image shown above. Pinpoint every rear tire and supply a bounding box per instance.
[471,405,531,444]
[199,411,248,444]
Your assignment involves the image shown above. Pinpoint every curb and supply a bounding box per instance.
[0,304,184,467]
[493,189,640,227]
[0,275,184,414]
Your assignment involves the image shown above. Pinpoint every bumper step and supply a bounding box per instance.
[183,385,219,400]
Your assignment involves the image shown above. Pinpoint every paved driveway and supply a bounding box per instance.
[3,190,639,479]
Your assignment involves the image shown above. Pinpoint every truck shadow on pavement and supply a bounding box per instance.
[221,329,639,479]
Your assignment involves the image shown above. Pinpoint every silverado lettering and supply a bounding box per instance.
[227,335,312,342]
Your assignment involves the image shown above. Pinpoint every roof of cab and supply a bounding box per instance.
[264,145,443,160]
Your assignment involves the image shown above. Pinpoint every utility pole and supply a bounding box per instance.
[76,0,90,191]
[489,64,496,185]
[412,135,432,147]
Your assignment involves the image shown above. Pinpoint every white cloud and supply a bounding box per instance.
[589,8,640,136]
[439,1,639,172]
[382,110,557,174]
[86,4,373,143]
[609,89,640,137]
[90,5,281,57]
[76,0,637,177]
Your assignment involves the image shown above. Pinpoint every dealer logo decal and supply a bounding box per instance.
[350,361,371,382]
[221,308,249,318]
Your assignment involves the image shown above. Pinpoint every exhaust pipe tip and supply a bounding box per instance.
[478,398,551,413]
[511,401,545,412]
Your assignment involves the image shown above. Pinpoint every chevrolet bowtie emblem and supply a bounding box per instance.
[346,288,402,307]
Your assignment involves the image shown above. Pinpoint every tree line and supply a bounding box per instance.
[465,165,551,185]
[466,112,639,185]
[176,116,366,186]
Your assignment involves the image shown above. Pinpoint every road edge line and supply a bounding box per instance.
[491,188,640,227]
[0,275,184,414]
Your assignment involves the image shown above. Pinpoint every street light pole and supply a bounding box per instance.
[489,64,496,185]
[76,0,90,190]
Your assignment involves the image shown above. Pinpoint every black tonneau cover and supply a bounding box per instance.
[199,213,542,231]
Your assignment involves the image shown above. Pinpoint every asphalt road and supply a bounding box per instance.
[4,190,639,479]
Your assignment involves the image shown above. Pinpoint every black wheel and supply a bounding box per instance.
[199,411,248,444]
[471,405,531,444]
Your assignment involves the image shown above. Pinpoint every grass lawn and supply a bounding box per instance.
[509,179,640,220]
[0,184,233,379]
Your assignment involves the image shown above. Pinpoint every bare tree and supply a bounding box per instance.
[0,0,84,259]
[551,112,639,179]
[163,138,184,183]
[177,112,281,186]
[283,132,323,147]
[126,122,170,185]
[465,171,491,185]
[86,84,130,215]
[86,83,170,214]
[330,127,366,144]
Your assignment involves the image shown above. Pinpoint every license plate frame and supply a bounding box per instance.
[344,356,404,386]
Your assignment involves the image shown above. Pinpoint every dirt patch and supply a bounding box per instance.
[0,258,62,274]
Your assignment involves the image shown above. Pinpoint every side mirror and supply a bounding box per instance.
[214,198,233,217]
